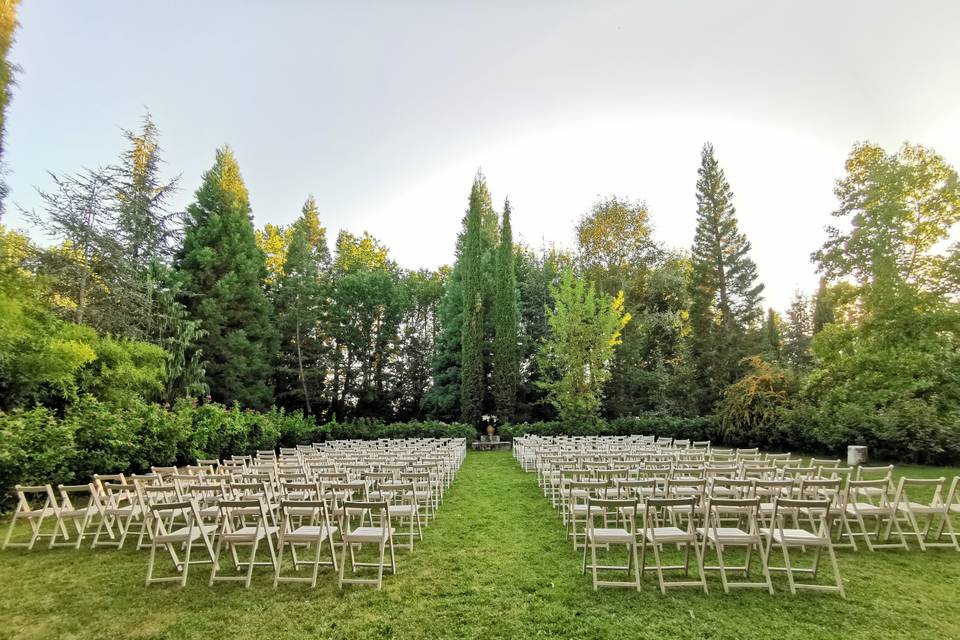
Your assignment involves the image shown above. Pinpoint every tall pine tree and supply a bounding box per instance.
[689,143,764,411]
[492,198,519,423]
[175,146,276,409]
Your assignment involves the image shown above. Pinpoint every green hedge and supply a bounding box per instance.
[0,396,328,509]
[0,399,479,510]
[499,414,717,441]
[328,418,476,442]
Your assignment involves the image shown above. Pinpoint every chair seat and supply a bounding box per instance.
[105,505,143,517]
[155,524,216,544]
[642,527,691,542]
[896,502,944,515]
[285,525,336,542]
[696,527,756,543]
[19,508,58,520]
[59,506,99,518]
[588,527,634,544]
[570,505,603,516]
[760,527,826,546]
[222,525,279,542]
[387,505,418,516]
[343,526,394,543]
[846,503,890,516]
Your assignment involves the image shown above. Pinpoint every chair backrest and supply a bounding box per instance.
[341,500,390,531]
[709,477,756,499]
[855,464,894,482]
[11,484,57,515]
[643,497,699,533]
[892,477,946,509]
[704,497,761,533]
[586,497,638,531]
[772,498,832,539]
[57,483,98,512]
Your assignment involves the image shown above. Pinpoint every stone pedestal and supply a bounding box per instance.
[847,445,868,466]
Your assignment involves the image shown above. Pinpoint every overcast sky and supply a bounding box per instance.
[6,1,960,310]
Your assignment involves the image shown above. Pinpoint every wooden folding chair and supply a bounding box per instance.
[337,501,396,591]
[581,498,641,591]
[145,500,216,586]
[48,484,105,549]
[844,478,907,551]
[382,481,423,551]
[2,485,64,550]
[639,497,708,594]
[274,499,338,587]
[698,497,773,594]
[209,499,279,588]
[763,498,845,598]
[566,480,608,550]
[887,477,959,551]
[92,482,144,549]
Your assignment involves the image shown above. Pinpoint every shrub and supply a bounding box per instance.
[716,357,797,448]
[0,406,76,509]
[328,418,475,442]
[500,414,716,441]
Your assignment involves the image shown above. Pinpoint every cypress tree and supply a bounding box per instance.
[493,198,519,423]
[762,308,782,363]
[427,172,497,421]
[460,173,486,425]
[811,277,834,334]
[783,291,813,369]
[175,146,277,409]
[689,142,764,410]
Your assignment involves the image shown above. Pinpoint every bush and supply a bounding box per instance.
[500,413,716,441]
[329,418,475,442]
[0,406,77,509]
[716,357,797,448]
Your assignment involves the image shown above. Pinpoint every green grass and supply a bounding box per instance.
[1,451,959,640]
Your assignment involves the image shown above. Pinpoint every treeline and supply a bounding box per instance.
[3,109,960,462]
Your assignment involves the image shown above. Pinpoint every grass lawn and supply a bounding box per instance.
[2,451,960,640]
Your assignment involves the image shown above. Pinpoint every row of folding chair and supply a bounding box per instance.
[521,439,960,597]
[2,438,466,591]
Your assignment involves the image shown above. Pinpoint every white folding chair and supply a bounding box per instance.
[887,477,959,551]
[145,500,216,586]
[763,498,845,598]
[581,498,641,591]
[639,497,708,594]
[337,501,396,590]
[92,482,144,549]
[209,498,279,588]
[274,499,338,587]
[697,497,773,594]
[48,484,105,549]
[2,485,64,550]
[382,481,423,551]
[844,478,907,551]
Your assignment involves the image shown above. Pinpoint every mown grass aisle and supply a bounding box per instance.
[2,452,960,639]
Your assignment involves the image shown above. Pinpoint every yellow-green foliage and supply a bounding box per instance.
[717,356,794,444]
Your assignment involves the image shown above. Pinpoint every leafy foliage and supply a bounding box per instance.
[537,269,630,422]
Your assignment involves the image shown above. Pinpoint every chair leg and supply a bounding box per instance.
[590,540,598,591]
[245,537,260,588]
[2,515,18,551]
